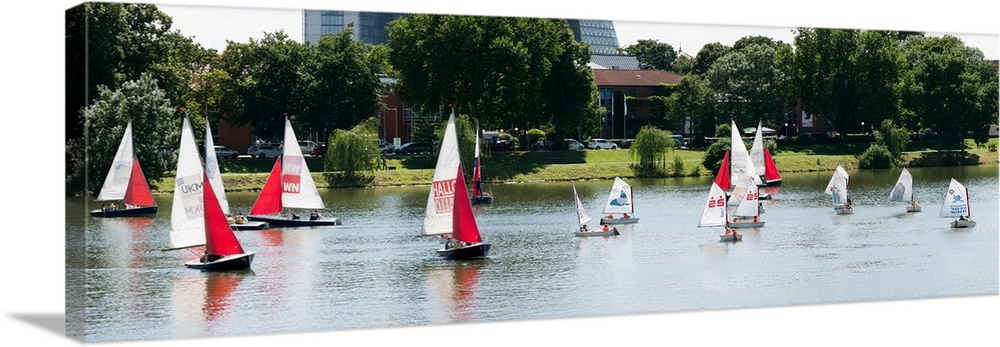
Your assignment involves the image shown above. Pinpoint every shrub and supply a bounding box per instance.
[857,144,894,169]
[670,155,685,177]
[702,137,732,174]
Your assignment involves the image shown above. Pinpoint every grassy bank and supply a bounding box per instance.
[148,139,998,193]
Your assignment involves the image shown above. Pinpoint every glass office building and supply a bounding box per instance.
[303,11,620,54]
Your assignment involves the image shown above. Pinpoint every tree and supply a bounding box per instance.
[325,118,380,177]
[872,119,910,166]
[301,26,385,137]
[387,14,598,137]
[72,74,179,197]
[706,43,793,129]
[901,35,981,150]
[655,75,719,136]
[216,31,309,142]
[692,42,731,75]
[671,54,696,75]
[702,137,732,174]
[629,125,675,176]
[621,39,677,70]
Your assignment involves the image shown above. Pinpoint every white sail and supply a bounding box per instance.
[203,116,230,214]
[421,110,462,236]
[96,120,136,201]
[698,182,728,227]
[602,177,634,214]
[727,172,755,206]
[168,117,206,250]
[750,121,765,176]
[573,184,592,226]
[827,166,849,206]
[280,117,325,209]
[939,178,971,217]
[889,168,913,202]
[729,120,750,187]
[733,176,760,217]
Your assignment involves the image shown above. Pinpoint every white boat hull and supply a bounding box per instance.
[906,205,921,213]
[600,217,638,225]
[952,219,976,228]
[574,228,619,237]
[729,220,765,228]
[834,205,854,214]
[719,233,743,242]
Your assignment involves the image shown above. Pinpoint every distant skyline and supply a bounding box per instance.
[158,1,998,60]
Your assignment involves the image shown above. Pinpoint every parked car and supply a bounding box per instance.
[587,138,617,150]
[247,144,282,158]
[378,139,395,154]
[312,142,327,156]
[564,139,585,151]
[620,139,635,149]
[670,134,685,148]
[298,140,319,155]
[213,146,239,159]
[486,139,512,151]
[394,142,433,155]
[532,140,553,151]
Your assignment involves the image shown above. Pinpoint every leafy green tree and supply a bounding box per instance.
[387,14,597,137]
[706,43,793,128]
[74,74,179,197]
[961,46,1000,147]
[325,118,379,177]
[216,31,309,141]
[621,39,677,70]
[901,35,981,150]
[541,27,604,145]
[656,75,719,136]
[692,42,731,75]
[702,137,732,174]
[301,26,384,137]
[875,119,910,162]
[671,54,696,75]
[858,144,894,169]
[629,125,674,176]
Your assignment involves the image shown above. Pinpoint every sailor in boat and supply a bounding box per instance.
[226,214,236,224]
[623,213,630,219]
[291,213,301,220]
[725,227,739,236]
[234,212,246,224]
[309,210,321,221]
[606,214,613,220]
[911,201,920,208]
[753,216,758,223]
[580,225,590,233]
[602,224,610,232]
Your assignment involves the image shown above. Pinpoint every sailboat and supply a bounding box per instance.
[890,168,921,212]
[573,183,618,237]
[421,108,491,259]
[728,174,765,228]
[90,119,158,217]
[729,120,764,188]
[184,172,256,271]
[939,178,975,228]
[599,177,639,225]
[247,116,341,227]
[470,126,493,205]
[698,182,741,242]
[826,165,854,214]
[749,122,782,186]
[203,115,269,230]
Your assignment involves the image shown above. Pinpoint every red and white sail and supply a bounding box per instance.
[472,127,484,199]
[698,182,728,227]
[168,116,207,250]
[97,119,155,206]
[203,115,230,214]
[714,151,731,189]
[733,175,761,218]
[280,117,325,209]
[451,165,482,243]
[421,109,462,236]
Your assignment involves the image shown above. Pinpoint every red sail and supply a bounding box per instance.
[763,148,782,181]
[451,166,482,243]
[203,172,245,256]
[123,157,155,206]
[249,158,283,215]
[714,151,731,189]
[472,157,483,198]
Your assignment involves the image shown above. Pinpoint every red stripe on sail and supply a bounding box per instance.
[203,172,245,256]
[714,151,731,189]
[250,158,283,215]
[452,166,482,243]
[124,157,155,206]
[472,157,482,198]
[763,148,781,181]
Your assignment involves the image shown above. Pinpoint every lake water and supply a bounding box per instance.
[66,165,999,343]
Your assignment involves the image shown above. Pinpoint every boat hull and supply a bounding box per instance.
[89,205,157,218]
[952,219,977,228]
[574,227,619,237]
[906,205,922,213]
[834,205,854,215]
[719,233,743,242]
[729,220,765,228]
[470,195,494,205]
[436,243,491,259]
[230,221,270,230]
[763,179,782,187]
[248,215,342,227]
[600,217,639,225]
[185,252,255,271]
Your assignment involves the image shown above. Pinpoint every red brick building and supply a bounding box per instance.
[593,69,681,139]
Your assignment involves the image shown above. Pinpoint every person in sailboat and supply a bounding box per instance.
[309,210,321,221]
[606,214,613,220]
[602,224,610,232]
[580,225,590,233]
[226,214,236,224]
[291,213,300,220]
[623,213,630,219]
[235,212,246,224]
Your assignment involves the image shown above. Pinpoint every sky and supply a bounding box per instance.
[157,0,998,60]
[1,1,998,347]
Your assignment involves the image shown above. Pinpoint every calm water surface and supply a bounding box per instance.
[67,165,999,342]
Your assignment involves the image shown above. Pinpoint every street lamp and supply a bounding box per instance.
[784,122,788,137]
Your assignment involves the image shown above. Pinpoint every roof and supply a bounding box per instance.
[588,54,641,70]
[593,69,682,87]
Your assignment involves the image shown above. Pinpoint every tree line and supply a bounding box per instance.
[66,3,997,196]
